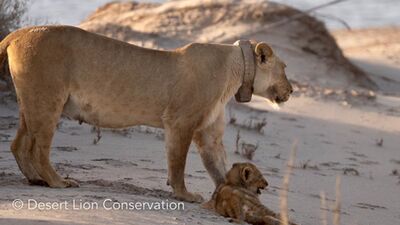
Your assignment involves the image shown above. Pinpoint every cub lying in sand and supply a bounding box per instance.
[214,163,297,225]
[0,25,292,203]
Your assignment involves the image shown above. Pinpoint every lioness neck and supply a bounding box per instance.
[171,43,244,128]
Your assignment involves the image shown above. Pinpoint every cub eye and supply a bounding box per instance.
[261,54,266,64]
[244,169,251,180]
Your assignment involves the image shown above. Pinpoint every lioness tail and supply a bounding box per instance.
[0,28,30,72]
[0,36,10,72]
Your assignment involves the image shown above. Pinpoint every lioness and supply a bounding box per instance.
[214,163,297,225]
[0,26,292,202]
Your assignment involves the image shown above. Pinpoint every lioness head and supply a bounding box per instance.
[225,162,268,195]
[252,42,293,104]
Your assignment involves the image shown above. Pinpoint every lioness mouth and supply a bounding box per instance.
[275,95,290,104]
[275,96,284,104]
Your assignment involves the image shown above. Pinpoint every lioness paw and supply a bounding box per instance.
[63,178,80,188]
[49,178,79,188]
[174,191,204,203]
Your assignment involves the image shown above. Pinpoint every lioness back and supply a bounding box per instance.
[6,26,239,129]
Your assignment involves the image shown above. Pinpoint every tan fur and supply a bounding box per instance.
[0,25,292,203]
[214,163,297,225]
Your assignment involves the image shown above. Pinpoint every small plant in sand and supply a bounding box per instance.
[251,117,266,133]
[240,142,259,161]
[91,126,102,145]
[228,106,237,125]
[235,129,241,154]
[375,138,383,147]
[234,129,258,160]
[234,118,267,134]
[227,107,267,134]
[112,126,165,140]
[343,167,359,176]
[298,159,320,170]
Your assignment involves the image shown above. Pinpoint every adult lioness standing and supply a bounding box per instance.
[0,26,292,202]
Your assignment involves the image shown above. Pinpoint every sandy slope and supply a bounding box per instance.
[333,27,400,95]
[1,1,400,225]
[79,0,375,90]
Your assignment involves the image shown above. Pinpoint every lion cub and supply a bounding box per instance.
[214,163,296,225]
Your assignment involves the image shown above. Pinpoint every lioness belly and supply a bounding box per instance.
[62,94,164,128]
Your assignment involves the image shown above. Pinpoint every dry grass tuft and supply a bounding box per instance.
[240,142,258,160]
[277,141,343,225]
[320,191,328,225]
[235,129,240,154]
[333,175,342,225]
[234,129,258,160]
[227,107,267,134]
[91,126,102,145]
[280,140,297,225]
[298,159,319,170]
[376,138,383,147]
[238,118,267,134]
[228,107,237,125]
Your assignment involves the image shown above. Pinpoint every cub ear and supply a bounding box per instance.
[255,42,273,64]
[241,166,253,182]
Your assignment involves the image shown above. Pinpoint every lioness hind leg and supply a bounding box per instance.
[28,114,78,188]
[225,195,244,224]
[11,112,45,185]
[17,89,78,188]
[29,129,79,188]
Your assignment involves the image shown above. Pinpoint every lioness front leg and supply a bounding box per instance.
[193,111,227,187]
[164,124,204,203]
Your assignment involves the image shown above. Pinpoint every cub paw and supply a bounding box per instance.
[201,199,215,210]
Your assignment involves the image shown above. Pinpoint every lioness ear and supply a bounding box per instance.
[255,42,273,64]
[241,166,252,182]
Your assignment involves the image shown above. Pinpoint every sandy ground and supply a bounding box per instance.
[1,83,399,225]
[1,1,400,225]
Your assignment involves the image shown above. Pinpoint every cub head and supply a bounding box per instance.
[225,162,268,195]
[252,42,293,104]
